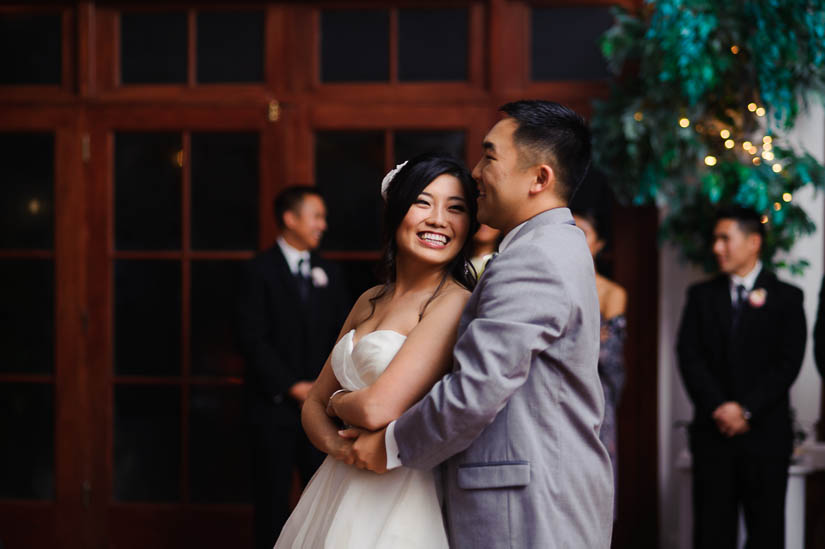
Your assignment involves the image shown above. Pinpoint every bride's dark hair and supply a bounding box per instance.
[368,152,479,319]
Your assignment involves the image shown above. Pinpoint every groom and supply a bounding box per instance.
[344,100,614,547]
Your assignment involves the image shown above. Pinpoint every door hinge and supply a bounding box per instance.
[81,134,90,163]
[268,100,280,122]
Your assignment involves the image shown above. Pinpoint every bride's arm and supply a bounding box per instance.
[301,288,375,460]
[331,287,470,431]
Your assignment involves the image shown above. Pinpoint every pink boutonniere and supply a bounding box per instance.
[748,288,767,308]
[311,266,329,288]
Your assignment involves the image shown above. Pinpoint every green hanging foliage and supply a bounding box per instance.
[591,0,825,273]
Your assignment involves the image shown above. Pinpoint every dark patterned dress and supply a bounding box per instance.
[598,314,626,516]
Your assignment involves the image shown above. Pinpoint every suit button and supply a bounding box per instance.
[272,394,284,405]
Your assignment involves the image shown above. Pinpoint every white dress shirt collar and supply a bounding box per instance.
[277,236,310,276]
[730,260,762,292]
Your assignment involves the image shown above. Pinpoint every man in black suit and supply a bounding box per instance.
[676,206,806,549]
[813,276,825,382]
[237,186,350,549]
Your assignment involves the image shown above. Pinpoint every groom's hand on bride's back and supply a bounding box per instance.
[339,427,388,474]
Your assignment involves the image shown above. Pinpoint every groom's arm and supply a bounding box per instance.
[390,242,573,470]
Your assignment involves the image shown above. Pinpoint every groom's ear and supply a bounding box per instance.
[528,164,555,196]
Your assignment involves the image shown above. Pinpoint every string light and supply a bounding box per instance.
[774,202,782,211]
[704,155,717,166]
[634,111,644,122]
[679,118,690,128]
[763,143,772,152]
[763,135,772,144]
[743,141,753,150]
[760,215,769,224]
[756,107,766,117]
[731,45,740,54]
[720,129,731,139]
[772,163,783,173]
[748,103,758,112]
[752,157,761,165]
[783,192,792,202]
[724,139,735,149]
[762,151,775,161]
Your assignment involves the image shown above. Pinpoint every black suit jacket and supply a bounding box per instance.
[237,245,350,413]
[676,269,806,456]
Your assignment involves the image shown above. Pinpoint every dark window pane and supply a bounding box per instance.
[197,11,264,83]
[190,386,249,502]
[0,132,54,249]
[115,132,182,250]
[399,9,467,81]
[121,11,187,84]
[315,132,384,250]
[191,132,259,250]
[531,7,612,81]
[114,385,180,501]
[569,168,615,278]
[321,10,389,82]
[338,260,379,308]
[191,261,245,376]
[115,260,180,376]
[0,260,53,374]
[0,14,61,85]
[0,384,54,499]
[394,131,465,165]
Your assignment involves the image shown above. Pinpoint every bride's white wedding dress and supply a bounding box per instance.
[274,329,449,549]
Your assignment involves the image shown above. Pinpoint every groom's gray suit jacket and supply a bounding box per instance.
[394,207,614,548]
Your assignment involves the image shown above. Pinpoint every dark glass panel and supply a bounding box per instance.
[190,386,250,502]
[0,14,61,85]
[0,384,54,499]
[338,260,379,309]
[0,260,53,374]
[191,132,259,250]
[394,131,466,166]
[315,132,384,250]
[114,385,180,501]
[531,7,612,81]
[569,168,615,277]
[0,132,54,249]
[114,260,181,376]
[398,9,467,82]
[121,11,187,84]
[114,132,182,250]
[191,261,245,376]
[197,11,264,83]
[321,10,389,82]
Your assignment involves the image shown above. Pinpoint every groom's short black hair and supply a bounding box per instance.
[273,185,323,229]
[715,205,766,243]
[499,100,591,203]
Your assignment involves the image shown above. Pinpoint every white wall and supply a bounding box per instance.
[658,101,825,549]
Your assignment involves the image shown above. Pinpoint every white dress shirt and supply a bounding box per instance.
[729,260,762,305]
[384,220,530,469]
[277,236,311,277]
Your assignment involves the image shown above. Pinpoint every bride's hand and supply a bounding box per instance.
[327,433,356,465]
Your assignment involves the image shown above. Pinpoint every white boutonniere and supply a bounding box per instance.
[748,288,767,308]
[311,266,328,288]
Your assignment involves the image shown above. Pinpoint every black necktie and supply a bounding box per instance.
[732,284,747,327]
[297,258,311,301]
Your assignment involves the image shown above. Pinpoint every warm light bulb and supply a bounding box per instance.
[28,199,41,215]
[774,202,782,211]
[743,141,753,150]
[679,118,690,128]
[724,139,735,149]
[762,151,775,161]
[756,107,766,117]
[763,135,772,144]
[760,215,769,224]
[748,103,758,112]
[752,157,761,165]
[783,192,792,202]
[720,129,731,139]
[704,155,717,166]
[634,111,644,122]
[731,45,740,54]
[772,163,783,173]
[763,143,772,152]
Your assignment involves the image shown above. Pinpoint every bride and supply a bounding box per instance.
[274,152,479,548]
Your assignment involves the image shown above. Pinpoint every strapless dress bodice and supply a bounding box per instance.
[331,329,407,391]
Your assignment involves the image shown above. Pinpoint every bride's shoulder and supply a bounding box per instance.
[349,284,387,315]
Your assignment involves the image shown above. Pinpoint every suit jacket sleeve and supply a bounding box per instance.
[393,241,572,470]
[236,259,297,395]
[676,285,726,419]
[814,276,825,380]
[740,285,806,417]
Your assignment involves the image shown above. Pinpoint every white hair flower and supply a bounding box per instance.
[380,160,408,200]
